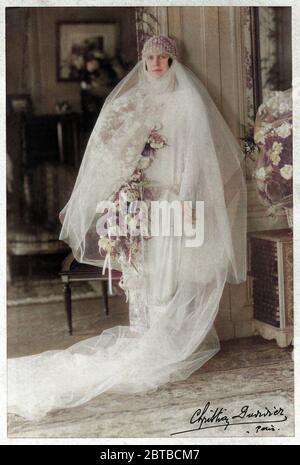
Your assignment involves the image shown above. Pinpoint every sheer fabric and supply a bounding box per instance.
[8,58,247,420]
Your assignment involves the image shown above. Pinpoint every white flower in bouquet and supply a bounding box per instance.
[98,236,115,253]
[254,122,273,144]
[120,187,139,202]
[127,216,139,232]
[107,224,121,237]
[280,164,293,180]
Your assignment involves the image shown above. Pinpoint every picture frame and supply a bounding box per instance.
[56,21,120,82]
[7,94,32,116]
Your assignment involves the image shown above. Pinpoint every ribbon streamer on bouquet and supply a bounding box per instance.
[102,231,113,295]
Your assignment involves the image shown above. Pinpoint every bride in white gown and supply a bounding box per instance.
[8,35,247,420]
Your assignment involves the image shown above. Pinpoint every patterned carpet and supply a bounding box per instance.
[7,291,294,439]
[7,278,102,307]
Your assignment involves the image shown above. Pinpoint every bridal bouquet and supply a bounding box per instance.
[98,128,168,266]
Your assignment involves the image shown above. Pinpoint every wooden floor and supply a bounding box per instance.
[7,293,294,438]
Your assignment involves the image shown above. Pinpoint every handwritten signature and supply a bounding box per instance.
[170,402,288,436]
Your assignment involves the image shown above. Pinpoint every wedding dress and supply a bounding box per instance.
[8,51,247,420]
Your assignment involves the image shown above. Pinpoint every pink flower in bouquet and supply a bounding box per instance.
[141,128,167,158]
[147,129,167,149]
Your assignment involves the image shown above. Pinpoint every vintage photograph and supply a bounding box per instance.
[6,4,294,440]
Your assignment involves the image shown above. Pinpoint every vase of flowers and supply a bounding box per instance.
[253,89,292,227]
[79,52,116,118]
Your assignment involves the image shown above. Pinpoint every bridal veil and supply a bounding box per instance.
[8,36,247,420]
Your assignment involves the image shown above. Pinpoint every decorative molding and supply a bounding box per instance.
[240,6,255,130]
[249,7,262,117]
[235,7,248,138]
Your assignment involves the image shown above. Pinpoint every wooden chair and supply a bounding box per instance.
[59,252,122,335]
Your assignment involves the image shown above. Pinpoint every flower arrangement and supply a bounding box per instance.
[98,166,151,268]
[139,127,168,168]
[67,37,132,117]
[67,37,118,87]
[253,89,292,220]
[97,128,168,267]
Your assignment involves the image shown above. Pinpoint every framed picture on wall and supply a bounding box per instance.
[56,21,120,81]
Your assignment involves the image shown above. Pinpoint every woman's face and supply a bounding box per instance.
[145,53,170,78]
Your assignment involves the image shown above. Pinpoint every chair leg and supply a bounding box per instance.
[102,280,109,316]
[63,282,73,335]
